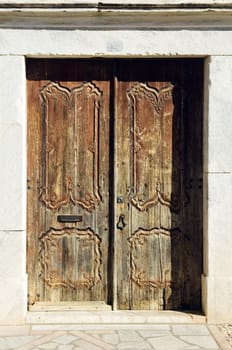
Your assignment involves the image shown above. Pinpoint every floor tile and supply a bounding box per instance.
[73,331,115,349]
[55,334,77,345]
[138,329,170,338]
[101,333,119,345]
[172,325,210,336]
[148,334,196,350]
[117,341,152,349]
[38,342,58,349]
[74,339,103,350]
[118,330,143,342]
[179,335,219,349]
[0,324,224,350]
[0,335,40,350]
[57,345,74,350]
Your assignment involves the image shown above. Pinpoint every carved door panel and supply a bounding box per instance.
[115,60,203,310]
[27,60,112,306]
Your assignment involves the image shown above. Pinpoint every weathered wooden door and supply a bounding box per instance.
[27,59,202,310]
[27,60,112,307]
[115,60,203,310]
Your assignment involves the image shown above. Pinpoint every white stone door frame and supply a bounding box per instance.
[0,0,232,324]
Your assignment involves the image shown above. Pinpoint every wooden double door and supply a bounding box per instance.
[27,59,203,310]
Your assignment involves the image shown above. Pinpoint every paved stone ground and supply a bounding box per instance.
[0,324,227,350]
[217,325,232,349]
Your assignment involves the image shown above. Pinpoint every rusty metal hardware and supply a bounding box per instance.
[57,215,82,223]
[117,196,124,203]
[116,214,126,230]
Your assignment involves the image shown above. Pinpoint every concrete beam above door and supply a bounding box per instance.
[1,0,232,9]
[2,0,232,30]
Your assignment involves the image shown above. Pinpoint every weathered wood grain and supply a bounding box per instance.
[115,60,203,310]
[27,59,203,310]
[27,60,111,306]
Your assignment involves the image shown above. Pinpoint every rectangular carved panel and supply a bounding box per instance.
[39,227,102,289]
[127,82,179,212]
[39,81,102,211]
[128,227,191,309]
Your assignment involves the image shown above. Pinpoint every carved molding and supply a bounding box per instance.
[131,182,179,213]
[39,227,102,289]
[128,227,180,289]
[39,81,102,211]
[127,82,180,212]
[128,82,173,115]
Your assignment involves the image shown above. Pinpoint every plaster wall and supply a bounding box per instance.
[0,56,27,324]
[0,26,231,324]
[202,56,232,323]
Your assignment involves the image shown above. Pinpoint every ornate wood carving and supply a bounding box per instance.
[39,81,102,211]
[39,227,102,289]
[128,228,181,289]
[127,82,179,212]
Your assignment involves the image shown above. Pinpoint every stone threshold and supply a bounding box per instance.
[29,301,112,312]
[26,310,206,325]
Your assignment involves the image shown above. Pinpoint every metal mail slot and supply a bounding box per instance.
[57,215,82,223]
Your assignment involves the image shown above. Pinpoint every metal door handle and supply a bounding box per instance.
[117,214,126,231]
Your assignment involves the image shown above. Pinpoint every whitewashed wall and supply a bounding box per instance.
[202,56,232,323]
[0,23,231,323]
[0,56,27,324]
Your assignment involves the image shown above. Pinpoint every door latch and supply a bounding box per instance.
[117,214,126,231]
